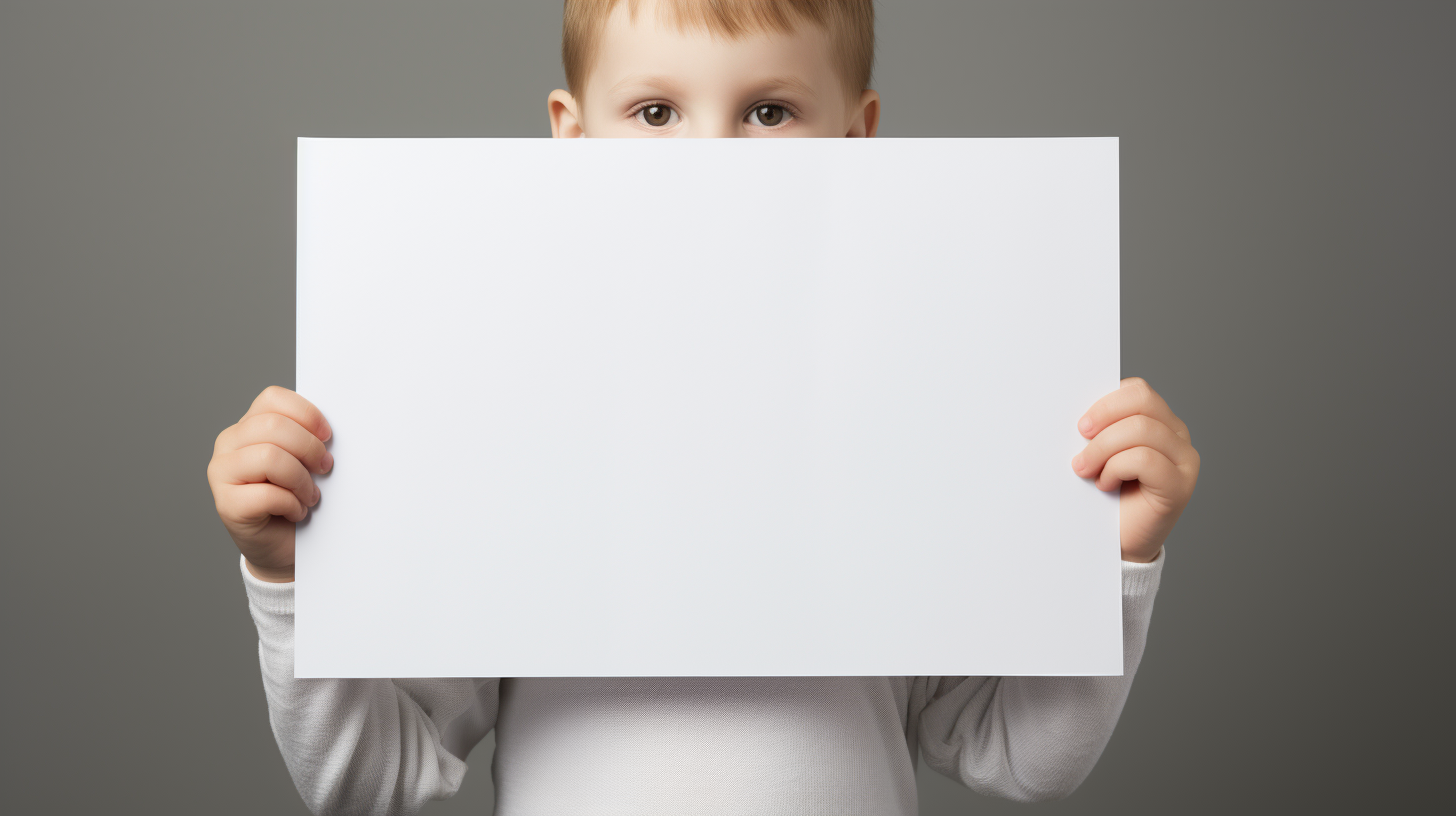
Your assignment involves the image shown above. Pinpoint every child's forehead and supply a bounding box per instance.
[589,0,840,95]
[563,0,873,105]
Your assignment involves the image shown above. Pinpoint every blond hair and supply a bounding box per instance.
[562,0,875,99]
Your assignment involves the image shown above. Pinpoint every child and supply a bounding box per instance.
[207,2,1200,813]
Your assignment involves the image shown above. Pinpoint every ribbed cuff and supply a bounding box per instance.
[239,553,295,616]
[1120,546,1165,598]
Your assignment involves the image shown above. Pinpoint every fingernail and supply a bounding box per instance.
[1078,416,1093,434]
[1071,454,1085,472]
[321,452,334,473]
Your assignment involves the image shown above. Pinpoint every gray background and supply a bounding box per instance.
[2,1,1451,813]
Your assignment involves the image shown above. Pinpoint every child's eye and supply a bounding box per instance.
[747,104,793,128]
[635,104,679,128]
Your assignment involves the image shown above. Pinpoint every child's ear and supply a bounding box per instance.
[846,89,880,138]
[548,90,585,138]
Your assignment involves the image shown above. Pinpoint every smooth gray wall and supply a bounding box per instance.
[3,1,1451,813]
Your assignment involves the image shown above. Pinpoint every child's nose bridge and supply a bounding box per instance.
[688,114,743,139]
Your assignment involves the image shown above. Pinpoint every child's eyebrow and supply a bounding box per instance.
[746,76,818,100]
[607,74,687,98]
[605,74,819,103]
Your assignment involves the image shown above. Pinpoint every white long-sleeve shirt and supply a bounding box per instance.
[241,548,1164,815]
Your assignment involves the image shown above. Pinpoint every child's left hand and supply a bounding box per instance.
[1072,377,1200,562]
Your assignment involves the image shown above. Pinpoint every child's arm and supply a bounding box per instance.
[913,552,1163,801]
[241,560,499,815]
[210,386,498,815]
[914,378,1196,801]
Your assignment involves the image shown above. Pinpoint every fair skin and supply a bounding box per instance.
[209,9,1198,581]
[546,2,880,138]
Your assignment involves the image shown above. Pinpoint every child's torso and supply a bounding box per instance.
[490,676,920,815]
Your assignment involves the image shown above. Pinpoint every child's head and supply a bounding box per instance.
[548,0,879,138]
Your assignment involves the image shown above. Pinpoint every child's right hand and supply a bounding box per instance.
[207,386,333,583]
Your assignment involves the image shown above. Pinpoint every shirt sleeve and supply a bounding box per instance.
[911,547,1166,802]
[240,555,500,816]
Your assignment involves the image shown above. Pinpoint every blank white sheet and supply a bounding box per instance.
[295,137,1121,678]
